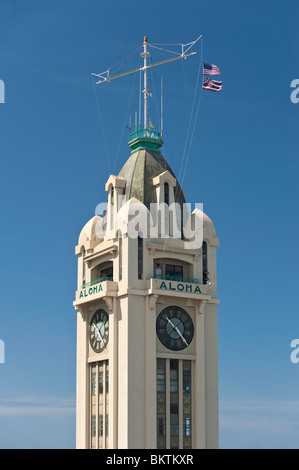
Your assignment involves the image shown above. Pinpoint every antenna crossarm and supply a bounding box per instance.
[145,51,196,71]
[94,66,141,84]
[182,34,203,55]
[92,34,202,130]
[94,51,197,85]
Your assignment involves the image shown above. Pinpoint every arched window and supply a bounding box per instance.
[82,249,86,284]
[138,235,143,279]
[164,182,169,205]
[202,241,209,285]
[111,187,114,204]
[110,187,114,227]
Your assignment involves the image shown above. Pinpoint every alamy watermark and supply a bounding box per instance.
[290,79,299,104]
[290,339,299,364]
[0,79,4,103]
[94,198,204,249]
[0,339,4,363]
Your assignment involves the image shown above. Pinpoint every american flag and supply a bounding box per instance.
[203,63,220,76]
[202,78,222,92]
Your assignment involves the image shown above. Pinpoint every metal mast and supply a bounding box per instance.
[92,35,202,132]
[141,36,150,129]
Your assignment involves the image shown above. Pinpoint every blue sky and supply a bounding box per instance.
[0,0,298,449]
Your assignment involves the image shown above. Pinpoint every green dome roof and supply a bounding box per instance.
[118,148,185,210]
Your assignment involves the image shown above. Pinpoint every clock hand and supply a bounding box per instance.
[92,323,104,342]
[165,316,180,333]
[165,316,177,335]
[99,322,106,339]
[165,316,189,347]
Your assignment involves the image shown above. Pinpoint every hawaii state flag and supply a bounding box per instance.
[202,77,222,92]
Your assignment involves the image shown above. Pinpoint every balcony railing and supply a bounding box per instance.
[129,128,163,150]
[130,128,162,141]
[81,277,113,289]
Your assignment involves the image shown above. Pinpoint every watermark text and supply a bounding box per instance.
[94,198,204,249]
[0,79,4,103]
[0,339,5,363]
[290,339,299,363]
[290,79,299,104]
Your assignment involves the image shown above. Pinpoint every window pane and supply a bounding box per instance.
[99,414,103,436]
[100,265,113,279]
[183,361,191,393]
[170,360,178,392]
[157,359,166,449]
[183,360,192,448]
[138,236,143,279]
[165,264,183,281]
[183,416,191,436]
[99,370,103,394]
[91,415,96,437]
[105,368,109,394]
[170,360,179,445]
[157,416,166,436]
[202,241,208,284]
[105,414,109,436]
[164,182,169,205]
[157,376,165,392]
[154,262,162,278]
[165,264,174,275]
[91,371,96,395]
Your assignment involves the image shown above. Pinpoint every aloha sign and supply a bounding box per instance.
[159,281,201,294]
[79,283,103,299]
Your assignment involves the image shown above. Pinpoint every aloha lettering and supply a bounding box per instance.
[79,284,103,299]
[159,281,201,294]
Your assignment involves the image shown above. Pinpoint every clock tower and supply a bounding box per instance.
[74,35,219,449]
[73,129,220,449]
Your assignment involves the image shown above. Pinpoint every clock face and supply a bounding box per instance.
[89,309,109,353]
[156,306,194,351]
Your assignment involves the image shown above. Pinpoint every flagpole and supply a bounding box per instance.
[141,36,150,129]
[161,75,163,138]
[93,35,202,131]
[139,69,142,129]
